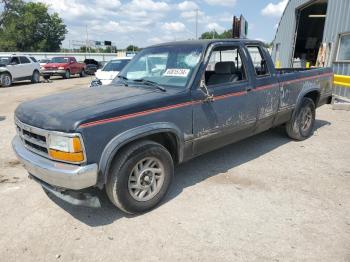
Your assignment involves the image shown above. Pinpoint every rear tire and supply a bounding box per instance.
[63,70,70,79]
[106,140,174,214]
[43,75,50,80]
[79,69,86,77]
[286,97,316,141]
[31,70,40,83]
[0,72,12,87]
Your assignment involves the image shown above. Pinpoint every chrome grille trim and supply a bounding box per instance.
[15,118,50,158]
[14,118,87,165]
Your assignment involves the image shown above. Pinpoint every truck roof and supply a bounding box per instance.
[149,39,264,48]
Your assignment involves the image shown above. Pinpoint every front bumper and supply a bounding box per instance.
[41,69,66,76]
[12,136,98,190]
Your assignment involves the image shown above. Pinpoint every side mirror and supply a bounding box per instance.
[96,69,102,73]
[10,62,17,66]
[200,79,214,102]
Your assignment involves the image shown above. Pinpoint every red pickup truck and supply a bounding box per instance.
[42,57,86,80]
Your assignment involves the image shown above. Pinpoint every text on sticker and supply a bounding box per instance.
[164,69,190,77]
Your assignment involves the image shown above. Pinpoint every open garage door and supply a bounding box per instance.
[292,0,328,67]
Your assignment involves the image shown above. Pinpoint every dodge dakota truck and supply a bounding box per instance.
[12,40,333,214]
[41,56,86,80]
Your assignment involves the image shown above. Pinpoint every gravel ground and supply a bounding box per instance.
[0,77,349,262]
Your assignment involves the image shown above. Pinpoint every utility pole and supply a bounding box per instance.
[195,8,199,39]
[85,24,89,58]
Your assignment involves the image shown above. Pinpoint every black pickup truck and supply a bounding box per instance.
[12,40,333,214]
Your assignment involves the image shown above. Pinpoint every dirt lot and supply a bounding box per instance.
[0,77,349,262]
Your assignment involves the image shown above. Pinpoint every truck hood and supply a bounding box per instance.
[15,84,171,132]
[43,63,69,68]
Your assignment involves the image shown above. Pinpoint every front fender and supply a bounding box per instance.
[98,122,184,185]
[0,67,10,74]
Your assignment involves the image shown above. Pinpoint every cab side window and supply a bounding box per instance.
[246,46,270,77]
[205,46,246,86]
[20,56,31,64]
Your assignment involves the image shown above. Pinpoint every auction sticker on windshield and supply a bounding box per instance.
[164,69,190,77]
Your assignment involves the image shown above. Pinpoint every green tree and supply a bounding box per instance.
[126,45,139,52]
[0,0,67,51]
[200,29,233,40]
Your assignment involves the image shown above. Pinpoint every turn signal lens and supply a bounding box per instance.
[49,150,84,162]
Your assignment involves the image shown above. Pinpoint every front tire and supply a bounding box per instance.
[286,97,316,141]
[63,70,70,79]
[31,70,40,83]
[0,72,12,87]
[106,140,174,214]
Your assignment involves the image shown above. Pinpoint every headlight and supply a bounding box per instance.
[58,67,65,70]
[48,134,84,163]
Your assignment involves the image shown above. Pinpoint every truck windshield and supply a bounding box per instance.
[118,44,203,88]
[103,60,129,72]
[51,57,69,63]
[0,57,10,65]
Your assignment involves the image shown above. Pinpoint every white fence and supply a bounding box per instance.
[0,51,133,62]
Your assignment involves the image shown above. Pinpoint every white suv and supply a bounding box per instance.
[0,55,40,87]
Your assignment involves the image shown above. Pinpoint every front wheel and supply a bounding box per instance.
[286,97,316,141]
[0,72,12,87]
[63,70,70,79]
[106,140,174,214]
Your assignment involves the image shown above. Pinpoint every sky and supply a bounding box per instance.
[30,0,289,48]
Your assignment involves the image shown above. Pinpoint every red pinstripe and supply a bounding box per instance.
[79,72,333,128]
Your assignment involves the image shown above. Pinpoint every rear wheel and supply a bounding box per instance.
[31,70,40,83]
[79,69,86,77]
[0,72,12,87]
[43,75,50,80]
[106,140,174,214]
[286,97,316,141]
[63,70,70,79]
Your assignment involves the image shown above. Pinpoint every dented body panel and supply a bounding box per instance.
[13,39,333,191]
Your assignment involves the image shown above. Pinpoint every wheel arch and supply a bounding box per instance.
[293,88,320,117]
[98,122,184,187]
[0,69,12,78]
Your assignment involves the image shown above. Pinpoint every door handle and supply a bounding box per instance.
[247,88,253,92]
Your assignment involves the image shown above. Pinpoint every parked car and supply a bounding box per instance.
[84,59,102,75]
[91,57,132,86]
[12,39,333,214]
[41,57,86,80]
[39,58,51,70]
[0,55,40,87]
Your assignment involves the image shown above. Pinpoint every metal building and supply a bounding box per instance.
[271,0,350,98]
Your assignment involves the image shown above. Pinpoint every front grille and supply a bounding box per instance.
[16,119,49,158]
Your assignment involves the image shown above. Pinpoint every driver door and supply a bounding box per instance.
[192,43,258,156]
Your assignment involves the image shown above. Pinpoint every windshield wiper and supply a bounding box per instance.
[117,75,129,86]
[132,79,166,92]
